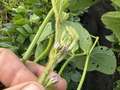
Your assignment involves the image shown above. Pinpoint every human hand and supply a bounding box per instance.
[0,48,67,90]
[5,81,45,90]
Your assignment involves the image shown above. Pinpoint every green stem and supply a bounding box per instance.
[38,0,65,87]
[51,0,59,18]
[90,35,97,39]
[38,59,55,85]
[34,36,54,63]
[22,9,53,62]
[77,37,99,90]
[51,0,62,44]
[58,53,85,75]
[38,48,57,85]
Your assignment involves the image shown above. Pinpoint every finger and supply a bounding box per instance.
[25,62,67,90]
[0,48,37,87]
[47,73,67,90]
[25,61,45,76]
[4,81,45,90]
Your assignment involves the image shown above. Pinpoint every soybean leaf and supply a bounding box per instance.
[24,0,39,5]
[30,14,40,23]
[106,34,118,43]
[37,22,54,44]
[23,24,33,34]
[68,0,96,14]
[12,5,26,14]
[35,43,45,59]
[29,34,35,42]
[114,80,120,90]
[60,26,73,48]
[35,40,48,60]
[62,65,81,84]
[2,23,16,34]
[12,15,29,26]
[117,66,120,72]
[70,70,81,83]
[0,36,13,42]
[71,46,117,74]
[16,34,26,44]
[16,27,28,37]
[111,0,120,7]
[78,23,93,54]
[64,21,93,54]
[0,42,18,51]
[102,11,120,42]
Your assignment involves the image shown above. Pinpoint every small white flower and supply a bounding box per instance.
[54,42,61,49]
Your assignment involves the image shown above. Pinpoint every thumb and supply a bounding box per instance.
[22,83,45,90]
[5,81,45,90]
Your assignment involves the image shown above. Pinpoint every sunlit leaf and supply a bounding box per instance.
[102,11,120,43]
[63,21,93,53]
[112,0,120,7]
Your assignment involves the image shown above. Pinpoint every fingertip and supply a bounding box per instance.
[49,73,67,90]
[54,78,67,90]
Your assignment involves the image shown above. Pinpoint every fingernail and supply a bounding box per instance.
[50,73,61,84]
[22,84,40,90]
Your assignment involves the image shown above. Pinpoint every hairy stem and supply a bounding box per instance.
[77,37,99,90]
[34,36,54,63]
[22,9,53,62]
[58,53,85,75]
[38,48,57,85]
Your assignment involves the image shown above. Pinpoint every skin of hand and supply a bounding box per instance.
[4,81,45,90]
[0,48,67,90]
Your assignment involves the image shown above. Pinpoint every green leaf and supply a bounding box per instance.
[0,24,16,35]
[71,46,117,74]
[106,34,118,43]
[62,65,80,83]
[78,24,92,54]
[70,70,81,83]
[61,12,69,22]
[0,43,18,51]
[68,0,96,14]
[29,34,35,42]
[35,43,45,59]
[60,27,73,48]
[114,80,120,90]
[12,15,29,26]
[16,34,26,44]
[63,21,93,54]
[16,27,28,37]
[2,23,16,35]
[37,22,54,44]
[12,5,26,14]
[112,0,120,7]
[0,36,13,42]
[102,11,120,42]
[30,14,40,23]
[35,40,48,60]
[23,24,33,34]
[117,66,120,72]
